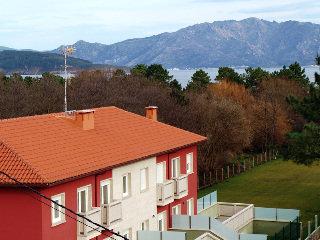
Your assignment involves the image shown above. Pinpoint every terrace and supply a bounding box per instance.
[137,191,300,240]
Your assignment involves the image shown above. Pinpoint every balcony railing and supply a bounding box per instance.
[222,204,254,231]
[101,200,122,227]
[157,179,175,206]
[77,207,102,239]
[173,174,188,199]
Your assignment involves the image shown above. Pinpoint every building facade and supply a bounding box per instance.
[0,106,205,240]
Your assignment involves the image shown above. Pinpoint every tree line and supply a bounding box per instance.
[0,59,319,173]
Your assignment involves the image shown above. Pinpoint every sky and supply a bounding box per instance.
[0,0,319,50]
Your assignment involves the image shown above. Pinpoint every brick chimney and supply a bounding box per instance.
[74,109,95,130]
[145,106,158,121]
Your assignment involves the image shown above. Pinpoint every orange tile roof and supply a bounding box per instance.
[0,107,206,185]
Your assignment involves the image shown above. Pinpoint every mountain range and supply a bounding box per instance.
[51,18,320,68]
[1,18,320,72]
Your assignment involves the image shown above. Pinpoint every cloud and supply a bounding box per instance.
[240,0,320,14]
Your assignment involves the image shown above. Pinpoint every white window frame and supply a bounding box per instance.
[172,204,181,216]
[157,211,166,231]
[171,157,180,178]
[140,168,148,192]
[77,185,90,213]
[100,179,111,205]
[51,193,65,226]
[187,198,194,215]
[186,153,194,174]
[157,161,166,184]
[141,219,149,231]
[122,173,130,198]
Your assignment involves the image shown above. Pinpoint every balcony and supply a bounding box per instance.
[157,179,175,206]
[173,174,188,199]
[101,200,122,227]
[77,207,102,240]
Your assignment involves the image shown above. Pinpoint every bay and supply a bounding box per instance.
[169,66,319,87]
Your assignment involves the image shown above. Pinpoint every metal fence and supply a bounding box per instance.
[303,215,319,240]
[198,150,277,190]
[267,217,300,240]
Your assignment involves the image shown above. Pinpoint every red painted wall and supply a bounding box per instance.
[0,188,42,240]
[40,170,112,240]
[157,145,198,229]
[0,145,198,239]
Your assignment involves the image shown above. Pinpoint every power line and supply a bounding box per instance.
[0,173,124,240]
[0,171,128,240]
[23,189,119,240]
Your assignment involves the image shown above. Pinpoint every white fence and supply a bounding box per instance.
[223,204,254,231]
[172,215,239,240]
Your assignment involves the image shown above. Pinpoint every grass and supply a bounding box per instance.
[198,159,320,224]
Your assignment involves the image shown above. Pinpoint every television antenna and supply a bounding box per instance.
[61,45,75,112]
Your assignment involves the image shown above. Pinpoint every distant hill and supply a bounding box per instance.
[0,50,97,74]
[52,18,320,68]
[0,46,14,51]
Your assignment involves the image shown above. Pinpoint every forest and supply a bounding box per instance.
[0,57,319,174]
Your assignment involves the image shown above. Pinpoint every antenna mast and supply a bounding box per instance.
[61,45,75,112]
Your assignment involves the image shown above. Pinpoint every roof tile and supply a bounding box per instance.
[0,106,206,185]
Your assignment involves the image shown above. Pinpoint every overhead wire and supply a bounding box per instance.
[0,172,128,240]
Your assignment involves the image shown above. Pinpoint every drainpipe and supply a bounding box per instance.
[95,174,98,208]
[95,174,98,240]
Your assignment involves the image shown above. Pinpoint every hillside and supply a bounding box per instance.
[0,50,95,74]
[52,18,320,68]
[0,46,14,51]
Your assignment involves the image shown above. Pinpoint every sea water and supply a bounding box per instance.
[169,66,319,87]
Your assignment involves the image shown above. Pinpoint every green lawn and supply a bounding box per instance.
[198,160,320,224]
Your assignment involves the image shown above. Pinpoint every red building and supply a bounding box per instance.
[0,106,206,240]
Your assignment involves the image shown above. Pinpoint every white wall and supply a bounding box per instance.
[111,157,158,240]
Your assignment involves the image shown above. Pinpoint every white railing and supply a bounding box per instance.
[174,174,188,199]
[101,200,122,226]
[172,215,239,240]
[77,207,102,237]
[218,203,248,217]
[157,180,175,206]
[222,204,254,231]
[195,232,224,240]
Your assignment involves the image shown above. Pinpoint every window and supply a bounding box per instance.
[77,186,90,213]
[172,204,181,215]
[156,162,166,184]
[141,219,149,230]
[140,168,148,191]
[187,198,194,215]
[171,157,180,178]
[186,153,193,174]
[101,180,111,205]
[157,211,166,231]
[122,173,131,198]
[51,193,65,226]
